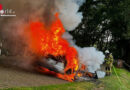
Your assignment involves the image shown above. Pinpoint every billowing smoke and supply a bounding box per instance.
[76,47,105,73]
[56,0,85,31]
[0,0,105,76]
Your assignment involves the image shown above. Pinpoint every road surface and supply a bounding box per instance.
[0,56,67,89]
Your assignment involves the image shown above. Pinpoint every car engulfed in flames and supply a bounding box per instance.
[27,13,94,82]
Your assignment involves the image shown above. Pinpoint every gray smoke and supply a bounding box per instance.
[0,0,85,57]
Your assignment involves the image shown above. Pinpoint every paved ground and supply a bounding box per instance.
[0,56,67,89]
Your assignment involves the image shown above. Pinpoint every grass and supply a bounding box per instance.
[100,67,130,90]
[1,67,130,90]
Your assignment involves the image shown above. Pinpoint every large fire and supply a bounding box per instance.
[28,13,79,81]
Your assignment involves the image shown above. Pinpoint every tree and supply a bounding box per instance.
[70,0,130,63]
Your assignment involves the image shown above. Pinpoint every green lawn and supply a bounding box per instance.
[2,68,130,90]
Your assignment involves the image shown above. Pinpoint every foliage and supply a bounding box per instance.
[70,0,130,59]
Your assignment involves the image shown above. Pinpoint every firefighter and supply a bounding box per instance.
[105,50,113,76]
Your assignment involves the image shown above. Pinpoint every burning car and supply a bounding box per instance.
[26,13,97,82]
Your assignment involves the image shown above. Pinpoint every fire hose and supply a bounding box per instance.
[112,65,128,89]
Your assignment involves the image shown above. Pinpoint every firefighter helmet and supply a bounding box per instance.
[105,50,109,54]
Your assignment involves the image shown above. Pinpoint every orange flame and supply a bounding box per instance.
[29,13,79,81]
